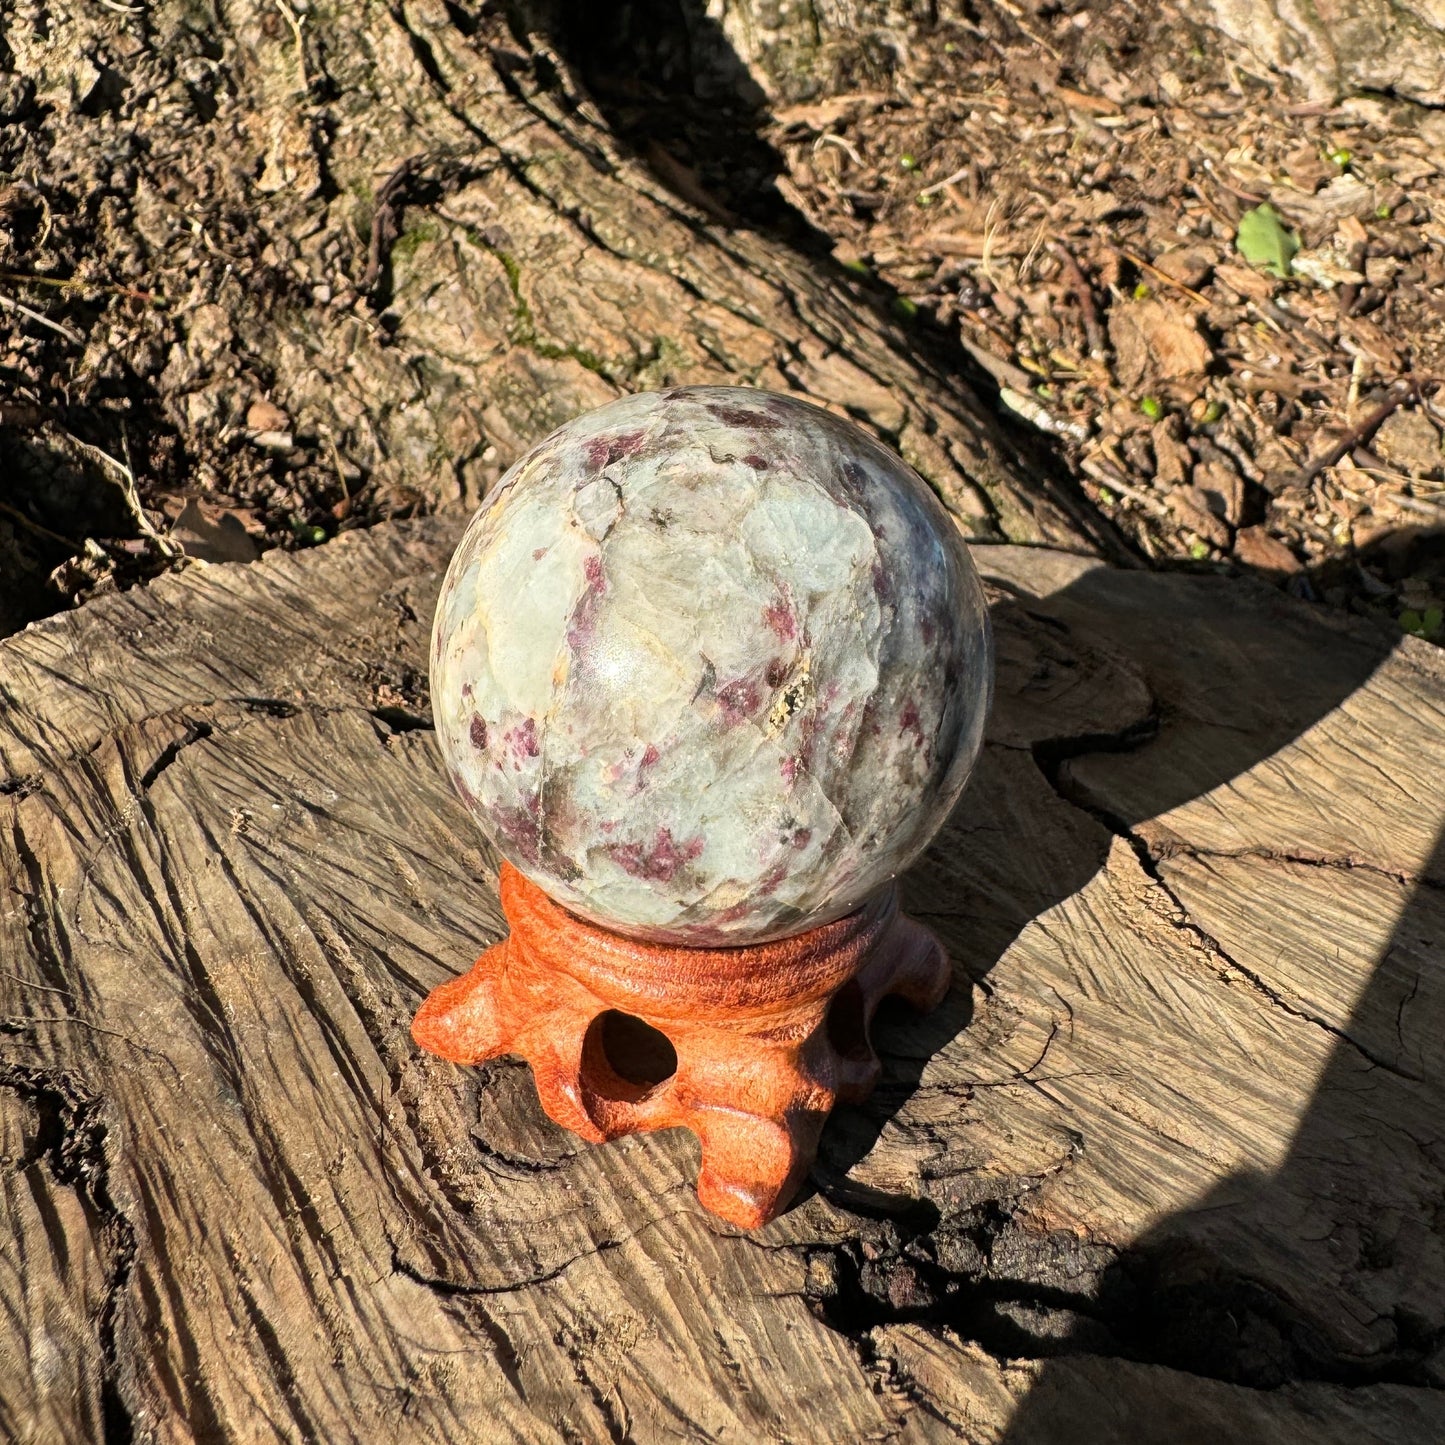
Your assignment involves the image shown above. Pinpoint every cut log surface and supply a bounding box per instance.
[3,520,1444,1443]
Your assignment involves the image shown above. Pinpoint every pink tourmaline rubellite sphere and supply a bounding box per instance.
[431,387,992,946]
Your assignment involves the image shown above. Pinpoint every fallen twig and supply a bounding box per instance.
[1298,385,1412,487]
[0,291,84,344]
[1050,240,1105,357]
[273,0,309,94]
[53,425,183,559]
[1113,246,1211,308]
[917,165,974,199]
[0,268,160,304]
[1081,454,1174,521]
[814,132,865,171]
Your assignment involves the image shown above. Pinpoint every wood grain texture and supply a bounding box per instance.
[877,1325,1445,1444]
[3,522,1443,1442]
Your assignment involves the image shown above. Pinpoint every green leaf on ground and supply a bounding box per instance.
[1236,203,1300,278]
[1402,607,1444,640]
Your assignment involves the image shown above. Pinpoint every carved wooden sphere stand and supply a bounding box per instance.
[413,862,950,1229]
[416,387,992,1228]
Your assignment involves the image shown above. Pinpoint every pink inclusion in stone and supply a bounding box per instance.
[430,386,993,945]
[763,597,796,641]
[609,828,706,884]
[715,678,761,726]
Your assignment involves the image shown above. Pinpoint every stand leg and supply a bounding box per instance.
[692,1106,825,1231]
[411,939,511,1065]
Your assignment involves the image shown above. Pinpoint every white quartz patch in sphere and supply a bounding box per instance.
[431,386,992,945]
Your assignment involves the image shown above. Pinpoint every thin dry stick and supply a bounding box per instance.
[1081,454,1175,521]
[813,132,864,169]
[999,386,1090,443]
[1346,354,1368,420]
[1114,247,1211,308]
[273,0,309,93]
[0,268,159,304]
[1387,493,1445,520]
[983,0,1061,58]
[323,429,352,511]
[1299,386,1412,486]
[0,291,84,344]
[917,165,974,199]
[980,196,1004,286]
[0,500,80,550]
[1050,240,1105,357]
[55,426,182,558]
[1327,461,1429,490]
[1017,219,1049,284]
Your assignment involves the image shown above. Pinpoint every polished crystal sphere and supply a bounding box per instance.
[431,387,992,945]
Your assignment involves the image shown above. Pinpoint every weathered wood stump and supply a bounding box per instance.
[3,520,1444,1442]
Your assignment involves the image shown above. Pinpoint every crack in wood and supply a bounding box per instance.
[1159,842,1444,893]
[1053,779,1430,1084]
[388,1232,623,1299]
[0,1063,138,1443]
[137,719,214,793]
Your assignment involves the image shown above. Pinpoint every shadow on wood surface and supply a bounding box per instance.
[995,565,1445,1426]
[816,552,1445,1435]
[1002,796,1445,1434]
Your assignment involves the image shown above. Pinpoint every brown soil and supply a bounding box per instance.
[751,3,1445,635]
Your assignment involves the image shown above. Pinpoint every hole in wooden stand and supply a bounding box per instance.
[595,1010,678,1092]
[825,980,872,1061]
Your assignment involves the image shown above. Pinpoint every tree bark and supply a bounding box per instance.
[0,0,1114,559]
[1201,0,1445,105]
[708,0,1445,106]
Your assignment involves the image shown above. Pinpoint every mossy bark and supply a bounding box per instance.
[0,0,1114,554]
